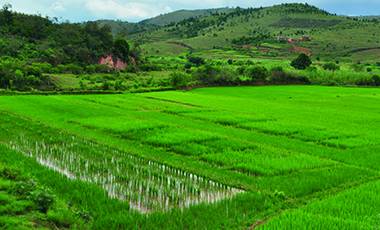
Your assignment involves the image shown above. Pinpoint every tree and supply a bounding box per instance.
[0,4,13,28]
[291,53,312,70]
[113,39,130,62]
[372,75,380,86]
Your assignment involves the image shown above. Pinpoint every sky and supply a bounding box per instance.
[0,0,379,23]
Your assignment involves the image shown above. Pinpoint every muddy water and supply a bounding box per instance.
[8,136,243,213]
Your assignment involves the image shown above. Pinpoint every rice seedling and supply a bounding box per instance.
[5,133,242,213]
[0,85,379,228]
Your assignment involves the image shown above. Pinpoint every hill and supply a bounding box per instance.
[140,8,234,26]
[94,20,158,37]
[134,3,380,61]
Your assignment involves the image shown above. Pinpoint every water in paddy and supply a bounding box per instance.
[6,135,243,213]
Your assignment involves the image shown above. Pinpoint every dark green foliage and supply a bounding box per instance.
[12,180,36,198]
[0,6,114,65]
[31,189,54,213]
[269,67,310,84]
[0,4,13,29]
[373,75,380,85]
[273,18,341,28]
[356,75,380,86]
[170,72,192,88]
[323,62,340,71]
[291,54,312,70]
[0,57,53,90]
[58,64,84,74]
[0,167,20,180]
[113,39,130,62]
[193,65,237,85]
[187,56,205,66]
[244,66,269,82]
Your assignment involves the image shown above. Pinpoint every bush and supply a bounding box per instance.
[291,53,312,70]
[193,65,237,85]
[0,167,21,180]
[101,80,111,90]
[12,180,37,198]
[31,189,55,213]
[244,66,269,82]
[269,67,310,84]
[24,65,42,78]
[373,75,380,86]
[323,62,340,71]
[31,63,53,73]
[114,80,126,91]
[187,56,205,66]
[184,63,193,69]
[57,64,83,74]
[170,72,192,89]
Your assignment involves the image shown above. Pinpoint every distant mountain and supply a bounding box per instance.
[94,20,158,37]
[140,8,234,26]
[353,16,380,21]
[94,8,234,37]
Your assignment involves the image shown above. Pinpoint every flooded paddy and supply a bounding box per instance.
[7,135,243,213]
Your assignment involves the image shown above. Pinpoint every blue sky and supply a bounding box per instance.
[1,0,379,22]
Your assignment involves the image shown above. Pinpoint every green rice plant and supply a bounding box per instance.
[3,122,242,213]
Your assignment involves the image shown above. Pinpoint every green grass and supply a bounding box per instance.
[260,180,380,229]
[0,162,84,229]
[0,85,379,228]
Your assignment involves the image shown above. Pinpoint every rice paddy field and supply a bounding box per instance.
[0,85,380,229]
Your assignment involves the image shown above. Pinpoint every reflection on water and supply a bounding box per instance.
[8,136,243,213]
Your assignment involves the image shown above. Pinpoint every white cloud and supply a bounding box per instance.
[84,0,171,20]
[50,0,65,12]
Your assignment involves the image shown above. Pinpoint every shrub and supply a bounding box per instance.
[24,65,42,78]
[31,63,53,73]
[101,80,111,90]
[184,63,193,69]
[351,64,364,72]
[114,80,126,91]
[170,72,192,89]
[57,64,83,74]
[31,189,55,213]
[187,56,205,66]
[139,63,161,72]
[65,64,83,74]
[0,167,21,180]
[323,62,340,71]
[244,66,269,82]
[291,53,312,70]
[193,65,237,85]
[12,180,37,198]
[269,67,310,84]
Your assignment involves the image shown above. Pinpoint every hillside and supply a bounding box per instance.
[140,8,234,26]
[134,3,380,61]
[94,20,158,37]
